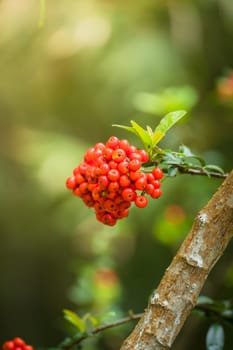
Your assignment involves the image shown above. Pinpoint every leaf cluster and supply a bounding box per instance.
[114,110,225,178]
[196,297,233,350]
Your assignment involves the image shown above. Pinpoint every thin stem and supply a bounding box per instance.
[175,164,228,179]
[60,312,143,349]
[60,302,233,349]
[143,164,228,179]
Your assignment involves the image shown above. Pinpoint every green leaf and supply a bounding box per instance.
[112,124,138,136]
[206,324,225,350]
[146,125,154,137]
[166,166,178,177]
[185,155,206,167]
[98,311,116,324]
[130,120,153,151]
[88,315,99,327]
[152,110,187,145]
[63,309,86,332]
[179,145,194,157]
[113,121,153,152]
[82,313,99,327]
[203,165,225,174]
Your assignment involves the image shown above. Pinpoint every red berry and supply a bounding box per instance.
[99,163,110,175]
[138,149,149,163]
[129,152,142,161]
[79,182,89,194]
[101,213,117,226]
[151,188,162,198]
[88,183,96,191]
[153,180,161,189]
[116,208,129,218]
[75,173,85,184]
[84,147,96,162]
[145,183,154,195]
[3,339,33,350]
[119,201,131,209]
[135,195,148,208]
[73,188,81,196]
[126,145,137,157]
[112,149,126,163]
[107,169,120,181]
[115,195,123,205]
[119,139,130,151]
[104,199,118,212]
[66,176,76,189]
[135,176,147,190]
[129,159,141,171]
[109,160,118,169]
[119,175,131,187]
[3,342,14,350]
[82,194,94,207]
[98,175,109,190]
[95,142,105,151]
[78,163,88,174]
[94,167,102,176]
[118,161,129,174]
[121,188,136,201]
[106,136,119,149]
[152,167,164,180]
[146,173,155,183]
[94,202,105,213]
[84,166,92,178]
[105,190,116,199]
[129,171,141,181]
[92,148,103,161]
[96,156,106,166]
[92,187,101,200]
[103,147,113,160]
[73,166,80,175]
[108,181,120,192]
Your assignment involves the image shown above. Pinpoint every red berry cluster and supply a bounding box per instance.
[2,338,33,350]
[66,136,163,226]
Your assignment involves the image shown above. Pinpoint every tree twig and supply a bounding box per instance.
[60,312,143,349]
[175,164,228,179]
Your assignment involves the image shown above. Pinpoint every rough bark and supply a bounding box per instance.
[120,171,233,350]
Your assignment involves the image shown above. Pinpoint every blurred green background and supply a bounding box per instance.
[0,0,233,349]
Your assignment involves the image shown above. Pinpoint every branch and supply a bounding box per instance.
[120,170,233,350]
[60,301,233,349]
[60,312,143,349]
[175,164,228,179]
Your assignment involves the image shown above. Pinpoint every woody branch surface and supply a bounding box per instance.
[120,171,233,350]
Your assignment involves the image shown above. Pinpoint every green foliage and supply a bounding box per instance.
[114,112,225,178]
[64,309,88,332]
[61,309,122,349]
[152,110,187,145]
[195,297,233,330]
[113,110,187,154]
[153,145,225,177]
